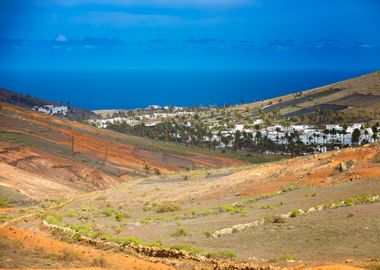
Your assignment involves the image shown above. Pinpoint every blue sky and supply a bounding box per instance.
[0,0,379,69]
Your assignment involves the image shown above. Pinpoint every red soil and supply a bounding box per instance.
[0,102,243,199]
[200,143,380,200]
[0,226,174,270]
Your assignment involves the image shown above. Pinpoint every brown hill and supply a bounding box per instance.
[233,70,380,118]
[50,142,380,265]
[0,102,244,200]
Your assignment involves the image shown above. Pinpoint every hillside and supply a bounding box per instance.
[1,99,379,268]
[1,73,380,270]
[0,88,98,121]
[232,70,380,118]
[36,142,380,268]
[0,102,244,200]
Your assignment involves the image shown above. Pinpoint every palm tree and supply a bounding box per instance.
[352,128,361,145]
[255,131,262,145]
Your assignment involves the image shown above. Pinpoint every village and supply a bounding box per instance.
[33,104,68,116]
[85,104,380,155]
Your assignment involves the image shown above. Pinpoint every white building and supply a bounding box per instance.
[33,105,68,116]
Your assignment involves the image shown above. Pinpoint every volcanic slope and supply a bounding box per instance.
[0,102,244,200]
[232,70,380,118]
[54,143,380,266]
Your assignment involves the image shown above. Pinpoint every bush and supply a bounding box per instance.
[101,209,114,217]
[59,249,81,262]
[155,202,181,213]
[45,214,64,226]
[367,263,380,270]
[115,212,128,221]
[279,255,296,261]
[0,215,12,223]
[281,184,299,193]
[265,215,286,223]
[0,198,11,208]
[171,226,188,237]
[289,210,300,218]
[203,230,212,238]
[170,244,204,254]
[208,250,236,259]
[64,209,77,217]
[218,205,245,215]
[344,198,354,206]
[113,237,141,246]
[70,224,97,238]
[92,257,107,267]
[153,168,161,176]
[146,240,162,247]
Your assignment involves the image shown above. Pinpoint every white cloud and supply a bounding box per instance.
[56,34,68,42]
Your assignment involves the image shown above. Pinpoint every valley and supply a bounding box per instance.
[1,72,380,270]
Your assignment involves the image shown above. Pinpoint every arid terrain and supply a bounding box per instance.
[1,76,380,270]
[0,102,244,200]
[231,71,380,118]
[53,143,380,264]
[1,137,379,269]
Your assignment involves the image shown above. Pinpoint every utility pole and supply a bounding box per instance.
[71,135,75,154]
[103,143,109,164]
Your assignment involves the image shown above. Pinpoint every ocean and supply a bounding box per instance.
[0,69,373,110]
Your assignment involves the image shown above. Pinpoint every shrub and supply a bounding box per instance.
[208,250,236,259]
[92,257,107,267]
[203,230,212,238]
[113,237,141,246]
[367,263,380,270]
[142,206,151,211]
[100,208,114,217]
[0,198,11,208]
[99,232,113,241]
[170,244,204,254]
[143,163,151,174]
[70,224,97,238]
[115,212,128,221]
[265,215,286,223]
[60,249,81,262]
[279,255,296,261]
[281,184,299,193]
[146,240,162,247]
[45,214,64,226]
[0,215,12,223]
[344,198,354,206]
[289,210,300,218]
[64,209,77,217]
[171,226,188,237]
[218,205,245,215]
[259,204,272,209]
[154,168,161,176]
[155,202,181,213]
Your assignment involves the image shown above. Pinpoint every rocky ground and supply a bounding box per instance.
[36,143,380,268]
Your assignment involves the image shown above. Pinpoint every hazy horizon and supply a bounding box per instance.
[0,69,373,110]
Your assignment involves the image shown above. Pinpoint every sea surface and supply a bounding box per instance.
[0,69,373,110]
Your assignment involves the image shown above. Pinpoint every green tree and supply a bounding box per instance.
[351,128,361,145]
[143,163,151,174]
